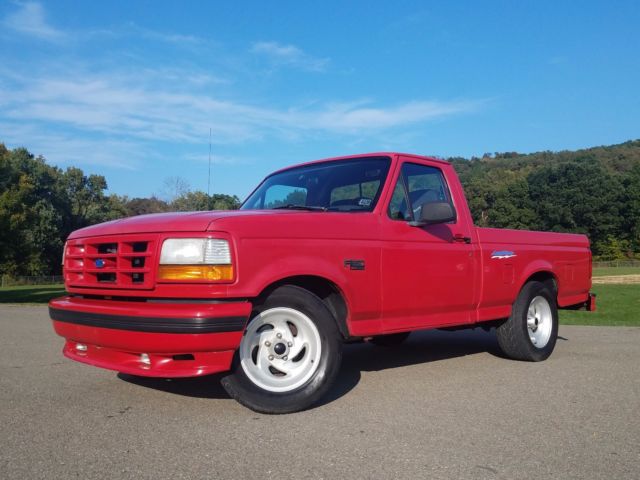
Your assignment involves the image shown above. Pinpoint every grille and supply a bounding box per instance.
[64,235,158,290]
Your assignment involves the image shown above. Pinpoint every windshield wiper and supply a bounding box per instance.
[272,204,328,212]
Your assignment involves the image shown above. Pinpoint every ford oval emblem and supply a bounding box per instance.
[95,259,105,268]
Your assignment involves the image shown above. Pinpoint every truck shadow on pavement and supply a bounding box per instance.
[118,328,517,407]
[319,328,505,406]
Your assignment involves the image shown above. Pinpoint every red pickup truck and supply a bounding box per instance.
[50,153,594,413]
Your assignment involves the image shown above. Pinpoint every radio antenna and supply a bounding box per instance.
[207,127,212,209]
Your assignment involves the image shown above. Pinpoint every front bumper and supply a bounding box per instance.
[49,296,251,377]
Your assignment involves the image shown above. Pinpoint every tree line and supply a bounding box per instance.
[449,140,640,259]
[1,140,639,276]
[0,144,239,276]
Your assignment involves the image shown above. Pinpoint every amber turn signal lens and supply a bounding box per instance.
[158,265,234,281]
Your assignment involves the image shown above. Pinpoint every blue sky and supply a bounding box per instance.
[1,1,638,200]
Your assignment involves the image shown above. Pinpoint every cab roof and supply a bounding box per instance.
[270,152,450,176]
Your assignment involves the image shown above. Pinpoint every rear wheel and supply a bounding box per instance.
[370,331,411,347]
[496,280,558,361]
[221,285,342,414]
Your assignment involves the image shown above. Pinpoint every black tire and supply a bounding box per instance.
[221,285,342,414]
[370,331,411,347]
[496,280,558,362]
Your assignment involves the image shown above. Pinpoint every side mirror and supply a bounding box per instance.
[409,202,456,227]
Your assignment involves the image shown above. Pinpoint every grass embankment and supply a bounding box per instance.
[559,284,639,326]
[0,284,65,304]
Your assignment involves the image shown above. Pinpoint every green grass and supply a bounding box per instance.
[592,266,640,276]
[0,284,66,304]
[560,284,640,326]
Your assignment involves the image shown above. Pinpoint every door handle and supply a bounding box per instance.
[453,234,471,244]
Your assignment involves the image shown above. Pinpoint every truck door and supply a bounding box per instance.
[380,159,477,330]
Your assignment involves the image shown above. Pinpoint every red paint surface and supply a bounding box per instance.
[61,339,235,377]
[51,152,593,377]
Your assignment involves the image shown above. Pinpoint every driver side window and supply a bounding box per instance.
[387,163,454,221]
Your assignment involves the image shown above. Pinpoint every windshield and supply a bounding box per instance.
[241,156,392,212]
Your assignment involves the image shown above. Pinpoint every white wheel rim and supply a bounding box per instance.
[527,296,553,348]
[239,307,322,393]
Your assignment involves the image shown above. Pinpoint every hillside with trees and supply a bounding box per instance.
[0,144,239,276]
[1,140,639,276]
[449,140,640,259]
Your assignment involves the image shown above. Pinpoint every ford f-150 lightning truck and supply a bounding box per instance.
[50,153,595,413]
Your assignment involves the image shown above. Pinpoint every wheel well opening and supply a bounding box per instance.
[256,276,349,338]
[526,271,558,295]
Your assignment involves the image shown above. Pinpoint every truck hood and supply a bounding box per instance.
[68,210,283,239]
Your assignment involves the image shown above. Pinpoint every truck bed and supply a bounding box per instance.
[475,227,591,322]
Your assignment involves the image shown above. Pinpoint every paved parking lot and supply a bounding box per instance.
[1,305,638,479]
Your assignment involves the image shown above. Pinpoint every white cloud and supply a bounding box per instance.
[0,5,483,171]
[304,100,481,132]
[3,3,211,48]
[1,71,480,143]
[182,152,249,166]
[0,66,483,170]
[0,123,142,170]
[251,41,329,72]
[2,1,66,41]
[122,23,205,47]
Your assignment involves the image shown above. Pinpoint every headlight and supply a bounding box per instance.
[160,238,231,265]
[158,238,233,282]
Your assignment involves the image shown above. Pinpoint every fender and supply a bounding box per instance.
[516,259,559,294]
[234,251,379,331]
[247,254,352,301]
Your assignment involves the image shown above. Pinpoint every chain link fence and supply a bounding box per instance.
[1,275,63,287]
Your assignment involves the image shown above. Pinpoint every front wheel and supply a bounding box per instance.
[496,280,558,362]
[221,285,342,414]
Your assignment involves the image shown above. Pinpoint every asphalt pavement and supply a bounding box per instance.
[1,305,638,479]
